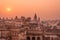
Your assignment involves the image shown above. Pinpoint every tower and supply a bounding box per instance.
[34,13,37,21]
[15,16,18,20]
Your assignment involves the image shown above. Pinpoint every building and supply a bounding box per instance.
[0,14,60,40]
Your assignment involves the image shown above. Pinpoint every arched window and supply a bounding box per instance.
[37,37,40,40]
[44,37,50,40]
[32,37,35,40]
[27,37,30,40]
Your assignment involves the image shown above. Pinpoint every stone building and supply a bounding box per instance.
[0,14,60,40]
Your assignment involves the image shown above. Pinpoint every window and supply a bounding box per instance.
[32,37,35,40]
[37,37,40,40]
[27,37,30,40]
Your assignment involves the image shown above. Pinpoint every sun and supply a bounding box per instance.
[6,8,11,12]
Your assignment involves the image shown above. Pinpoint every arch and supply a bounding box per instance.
[37,37,40,40]
[32,37,35,40]
[44,37,50,40]
[27,37,30,40]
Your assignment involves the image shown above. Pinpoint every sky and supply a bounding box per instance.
[0,0,60,20]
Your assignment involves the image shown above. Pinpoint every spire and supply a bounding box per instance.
[15,16,18,20]
[34,13,37,21]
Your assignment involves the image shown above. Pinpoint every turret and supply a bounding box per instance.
[15,16,19,20]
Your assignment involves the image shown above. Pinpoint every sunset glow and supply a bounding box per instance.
[6,8,11,12]
[0,0,60,20]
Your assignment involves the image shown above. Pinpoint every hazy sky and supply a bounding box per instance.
[0,0,60,20]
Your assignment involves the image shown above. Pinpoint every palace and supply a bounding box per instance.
[0,14,60,40]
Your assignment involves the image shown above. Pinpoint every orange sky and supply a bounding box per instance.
[0,0,60,20]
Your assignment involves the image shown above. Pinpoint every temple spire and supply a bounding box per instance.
[34,13,37,21]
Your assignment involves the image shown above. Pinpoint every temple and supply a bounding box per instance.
[0,14,60,40]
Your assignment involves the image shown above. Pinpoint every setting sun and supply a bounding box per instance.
[0,0,60,20]
[6,8,11,12]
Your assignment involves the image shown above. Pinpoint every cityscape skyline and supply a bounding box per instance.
[0,13,60,40]
[0,0,60,20]
[0,14,60,21]
[0,0,60,40]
